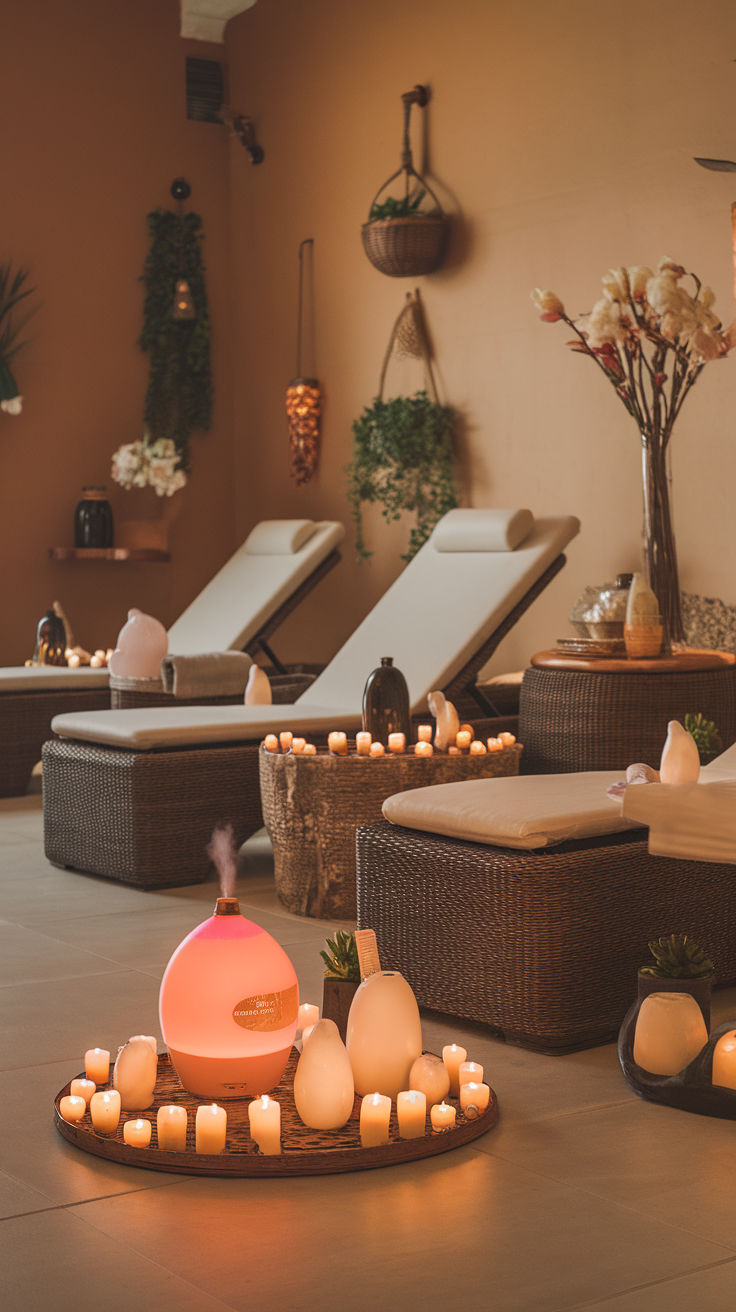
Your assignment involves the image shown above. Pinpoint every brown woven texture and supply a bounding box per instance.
[110,671,316,711]
[260,730,522,921]
[519,666,736,774]
[360,216,448,278]
[0,687,110,798]
[355,819,736,1054]
[55,1050,497,1178]
[42,738,264,888]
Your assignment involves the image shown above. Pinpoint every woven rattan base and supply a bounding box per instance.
[42,737,265,888]
[356,820,736,1054]
[0,686,111,798]
[519,665,736,773]
[110,670,317,710]
[54,1050,498,1177]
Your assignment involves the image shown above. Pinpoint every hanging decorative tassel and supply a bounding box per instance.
[287,239,321,485]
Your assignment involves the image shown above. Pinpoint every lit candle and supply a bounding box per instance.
[369,741,385,756]
[487,737,503,752]
[469,740,487,754]
[459,1061,484,1088]
[397,1090,427,1139]
[298,1003,320,1034]
[280,731,293,752]
[70,1078,96,1105]
[196,1103,227,1154]
[123,1118,152,1147]
[157,1105,188,1151]
[460,1082,491,1118]
[356,731,372,755]
[90,1089,121,1134]
[360,1092,391,1147]
[67,652,80,668]
[713,1030,736,1088]
[301,1025,316,1046]
[455,731,471,751]
[85,1048,110,1084]
[448,745,461,755]
[248,1094,281,1154]
[302,743,317,755]
[498,732,516,747]
[291,738,306,754]
[388,733,406,754]
[633,992,708,1075]
[459,724,474,736]
[442,1044,467,1096]
[59,1095,86,1124]
[414,741,433,757]
[264,734,279,753]
[430,1101,456,1131]
[328,731,348,755]
[417,725,432,743]
[90,655,103,668]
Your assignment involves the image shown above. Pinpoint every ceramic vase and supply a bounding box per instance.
[346,970,422,1099]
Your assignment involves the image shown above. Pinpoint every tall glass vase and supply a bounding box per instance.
[641,435,684,653]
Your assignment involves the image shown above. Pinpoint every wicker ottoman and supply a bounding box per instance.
[1,686,111,798]
[355,819,736,1054]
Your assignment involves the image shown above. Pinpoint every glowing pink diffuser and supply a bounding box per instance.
[159,898,299,1098]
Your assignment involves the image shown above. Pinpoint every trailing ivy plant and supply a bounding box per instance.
[139,209,212,471]
[347,390,457,562]
[368,189,426,222]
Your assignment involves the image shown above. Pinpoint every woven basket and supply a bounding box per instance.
[361,215,448,278]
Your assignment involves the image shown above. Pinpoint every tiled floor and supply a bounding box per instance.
[2,788,736,1311]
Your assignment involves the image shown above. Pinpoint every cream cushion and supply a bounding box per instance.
[51,703,362,750]
[245,519,318,555]
[431,508,534,553]
[0,666,111,693]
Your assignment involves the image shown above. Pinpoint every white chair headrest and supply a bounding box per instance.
[245,520,318,555]
[431,508,535,553]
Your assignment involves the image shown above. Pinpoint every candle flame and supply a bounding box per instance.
[261,1095,269,1109]
[207,822,238,899]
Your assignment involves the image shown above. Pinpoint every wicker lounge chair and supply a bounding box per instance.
[0,519,343,796]
[43,509,580,888]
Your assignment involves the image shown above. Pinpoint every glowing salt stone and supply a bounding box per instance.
[659,720,700,785]
[113,1037,157,1111]
[108,608,167,678]
[159,897,299,1098]
[408,1053,450,1108]
[245,665,272,706]
[294,1018,355,1129]
[427,691,459,753]
[712,1030,736,1089]
[633,992,707,1075]
[346,971,422,1100]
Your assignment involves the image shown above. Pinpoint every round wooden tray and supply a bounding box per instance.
[54,1049,498,1177]
[531,648,735,674]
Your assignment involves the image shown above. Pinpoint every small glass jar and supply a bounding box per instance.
[75,486,114,548]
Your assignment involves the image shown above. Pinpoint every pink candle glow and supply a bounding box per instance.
[302,744,317,755]
[70,1078,96,1105]
[460,1082,491,1117]
[369,741,385,757]
[469,740,486,754]
[417,725,432,742]
[291,738,306,754]
[459,1060,483,1087]
[455,731,471,751]
[59,1095,86,1124]
[388,733,406,754]
[414,741,433,757]
[279,732,293,752]
[264,735,279,753]
[356,732,372,755]
[487,737,503,752]
[85,1048,110,1084]
[430,1102,456,1131]
[328,732,348,755]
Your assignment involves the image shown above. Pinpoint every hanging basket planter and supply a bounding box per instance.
[361,86,449,279]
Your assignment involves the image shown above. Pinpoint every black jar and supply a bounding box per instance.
[362,656,411,746]
[74,486,114,548]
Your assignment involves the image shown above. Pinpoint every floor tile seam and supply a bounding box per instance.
[552,1251,736,1310]
[0,1202,65,1223]
[64,1177,199,1208]
[491,1096,635,1127]
[0,964,138,987]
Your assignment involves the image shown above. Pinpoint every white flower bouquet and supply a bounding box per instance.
[111,434,187,498]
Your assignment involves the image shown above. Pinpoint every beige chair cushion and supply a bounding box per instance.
[245,519,318,555]
[431,508,534,553]
[0,666,111,692]
[51,703,362,750]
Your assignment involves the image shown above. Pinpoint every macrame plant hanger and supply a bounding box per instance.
[286,238,321,485]
[378,288,438,401]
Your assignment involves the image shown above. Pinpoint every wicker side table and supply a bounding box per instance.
[259,733,522,921]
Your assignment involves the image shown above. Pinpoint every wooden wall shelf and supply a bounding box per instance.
[50,547,170,563]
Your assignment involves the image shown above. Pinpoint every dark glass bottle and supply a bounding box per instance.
[362,657,411,746]
[34,608,67,665]
[74,486,114,548]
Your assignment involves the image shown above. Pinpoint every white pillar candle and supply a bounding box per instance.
[397,1090,427,1139]
[417,725,432,743]
[279,731,293,752]
[633,992,708,1075]
[360,1092,391,1147]
[328,731,347,755]
[369,741,385,756]
[469,740,487,755]
[430,1101,456,1131]
[414,741,433,757]
[298,1003,320,1034]
[356,731,372,755]
[498,732,516,747]
[196,1103,227,1154]
[59,1095,86,1124]
[713,1030,736,1089]
[85,1048,110,1083]
[455,731,471,751]
[90,1089,121,1134]
[123,1118,152,1147]
[264,734,279,753]
[459,1060,484,1088]
[460,1082,491,1118]
[291,738,306,754]
[70,1078,96,1105]
[388,733,406,754]
[157,1105,188,1151]
[303,744,317,755]
[442,1044,467,1096]
[248,1094,281,1154]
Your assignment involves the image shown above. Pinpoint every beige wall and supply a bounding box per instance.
[224,0,736,676]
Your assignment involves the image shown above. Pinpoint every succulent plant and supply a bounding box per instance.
[685,713,723,763]
[640,933,714,980]
[320,931,360,983]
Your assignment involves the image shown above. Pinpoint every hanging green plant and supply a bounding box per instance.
[346,292,457,562]
[0,263,35,415]
[139,209,212,471]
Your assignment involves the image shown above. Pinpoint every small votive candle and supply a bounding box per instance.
[414,741,433,757]
[459,1060,484,1088]
[298,1003,319,1034]
[469,740,487,754]
[388,733,406,754]
[70,1078,96,1105]
[85,1048,110,1084]
[360,1092,391,1147]
[302,743,317,755]
[448,745,461,755]
[123,1118,152,1147]
[248,1095,281,1154]
[90,655,103,668]
[280,731,293,752]
[455,731,471,751]
[487,737,503,752]
[328,731,348,755]
[264,734,279,753]
[90,1089,121,1134]
[196,1103,227,1154]
[67,652,80,668]
[59,1095,86,1124]
[157,1105,188,1151]
[291,738,306,754]
[356,731,372,755]
[460,1082,491,1118]
[430,1102,456,1132]
[369,741,385,756]
[417,725,433,742]
[442,1044,467,1096]
[459,724,474,735]
[397,1090,427,1139]
[498,732,516,747]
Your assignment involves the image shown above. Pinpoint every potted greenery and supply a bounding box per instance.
[685,713,723,764]
[320,931,360,1042]
[638,933,714,1032]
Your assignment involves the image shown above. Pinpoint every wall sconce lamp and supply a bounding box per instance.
[220,106,265,164]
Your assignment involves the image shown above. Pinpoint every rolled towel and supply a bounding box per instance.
[160,651,253,699]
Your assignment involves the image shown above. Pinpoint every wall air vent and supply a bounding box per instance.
[186,58,225,123]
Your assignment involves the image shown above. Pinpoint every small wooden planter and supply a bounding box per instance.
[322,979,360,1041]
[260,738,522,920]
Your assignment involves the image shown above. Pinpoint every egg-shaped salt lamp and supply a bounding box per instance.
[633,992,707,1076]
[159,898,299,1098]
[346,970,422,1099]
[245,665,272,706]
[408,1053,450,1108]
[113,1037,158,1110]
[294,1018,354,1129]
[712,1030,736,1089]
[108,608,168,678]
[659,720,700,785]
